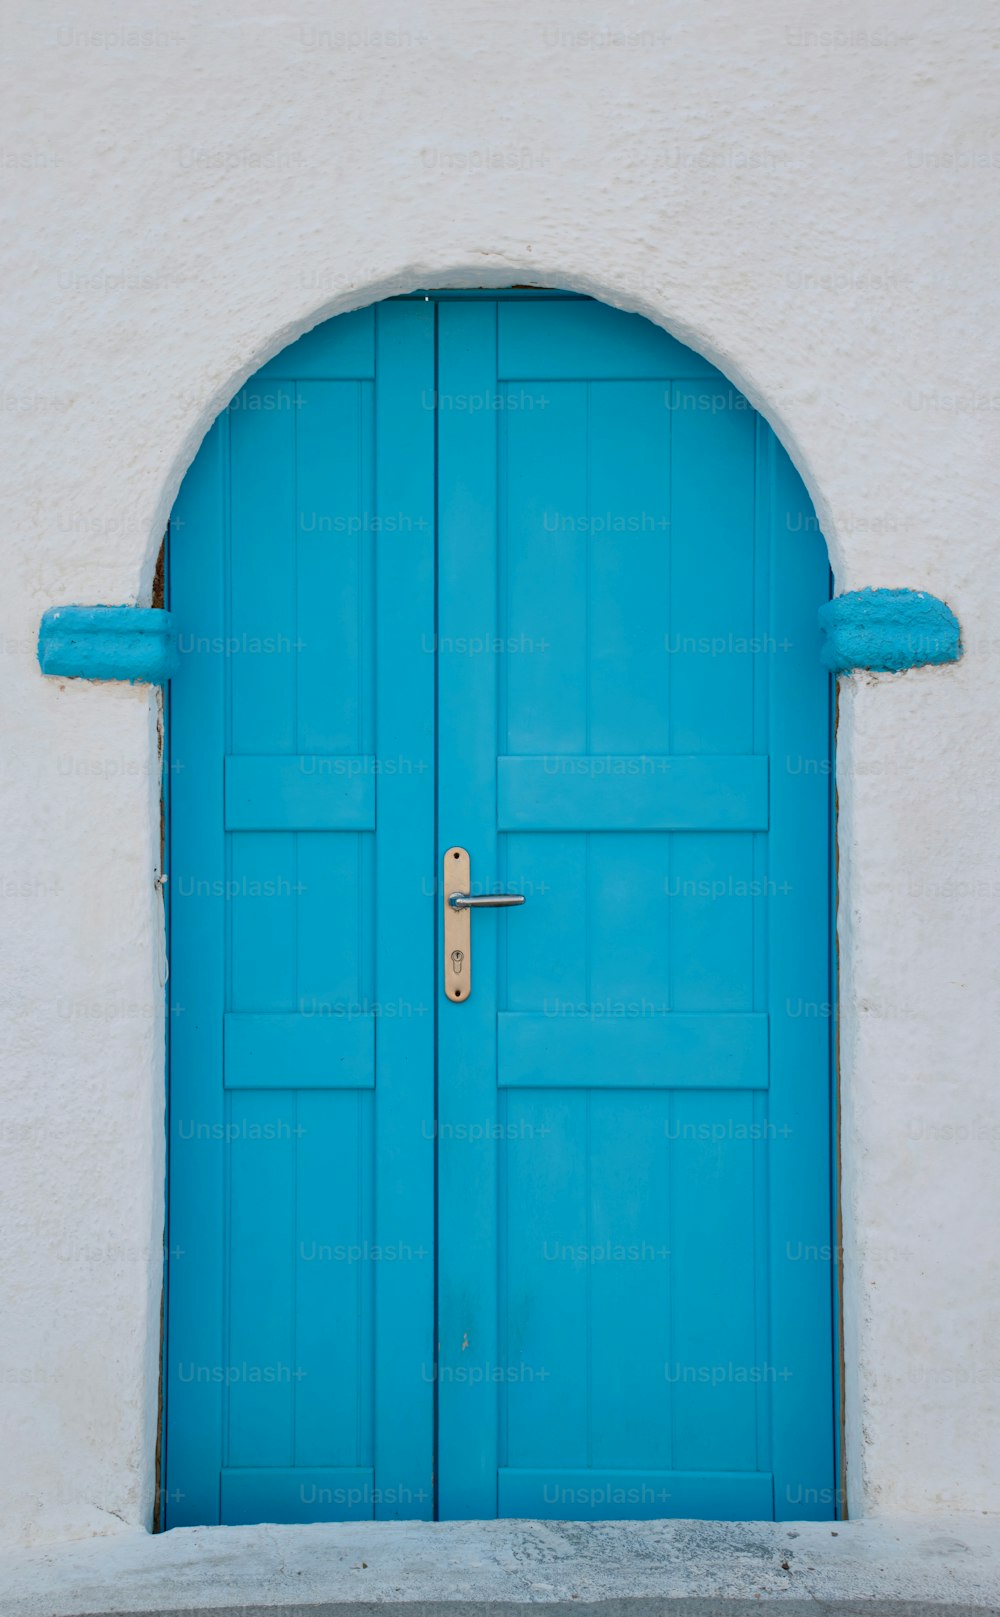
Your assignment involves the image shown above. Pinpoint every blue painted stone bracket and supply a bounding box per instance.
[37,606,178,684]
[38,590,960,684]
[818,588,962,675]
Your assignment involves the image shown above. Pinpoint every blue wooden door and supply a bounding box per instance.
[166,293,834,1526]
[434,297,833,1522]
[165,302,436,1526]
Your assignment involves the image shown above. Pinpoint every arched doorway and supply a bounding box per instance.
[164,290,834,1525]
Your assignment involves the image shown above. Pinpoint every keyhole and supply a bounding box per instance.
[451,947,465,999]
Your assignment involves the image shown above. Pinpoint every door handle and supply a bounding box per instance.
[448,892,525,910]
[443,847,525,1002]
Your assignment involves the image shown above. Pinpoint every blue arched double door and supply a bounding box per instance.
[164,292,835,1526]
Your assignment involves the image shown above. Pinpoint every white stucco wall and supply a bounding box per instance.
[2,0,998,1548]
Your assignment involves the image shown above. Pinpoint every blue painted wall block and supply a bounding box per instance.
[38,605,178,683]
[819,587,961,673]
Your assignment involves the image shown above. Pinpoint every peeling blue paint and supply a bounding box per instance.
[818,588,962,674]
[38,606,178,684]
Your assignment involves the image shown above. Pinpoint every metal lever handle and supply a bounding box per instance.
[448,892,526,910]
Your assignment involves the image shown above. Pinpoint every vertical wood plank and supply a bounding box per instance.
[766,426,836,1518]
[589,1092,672,1470]
[165,416,228,1526]
[229,387,297,755]
[503,382,588,753]
[503,1096,590,1467]
[436,299,501,1517]
[227,1090,297,1466]
[294,1091,371,1468]
[372,299,436,1519]
[295,380,373,754]
[588,381,671,755]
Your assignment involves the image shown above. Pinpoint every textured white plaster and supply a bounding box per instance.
[1,0,998,1549]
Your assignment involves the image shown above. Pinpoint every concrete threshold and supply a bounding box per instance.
[1,1517,998,1617]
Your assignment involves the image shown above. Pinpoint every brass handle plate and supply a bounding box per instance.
[443,846,471,1002]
